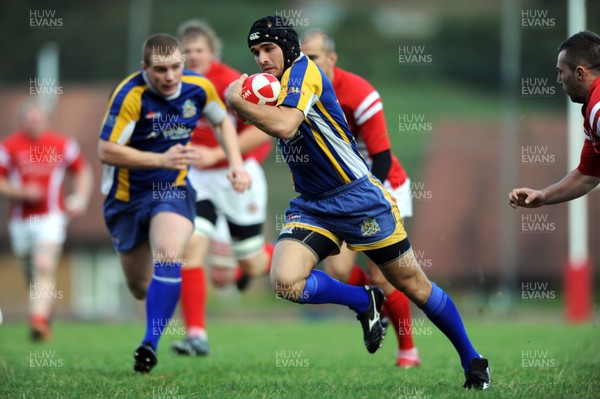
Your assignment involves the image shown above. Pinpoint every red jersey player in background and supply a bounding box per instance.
[300,30,420,368]
[0,99,93,341]
[171,20,274,356]
[510,31,600,208]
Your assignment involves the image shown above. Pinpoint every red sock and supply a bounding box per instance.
[347,265,370,286]
[234,266,244,282]
[263,243,275,275]
[180,267,206,333]
[30,314,48,327]
[384,289,415,350]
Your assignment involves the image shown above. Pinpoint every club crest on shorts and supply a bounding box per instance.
[360,217,381,236]
[182,99,197,118]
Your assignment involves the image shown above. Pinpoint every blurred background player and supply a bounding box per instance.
[0,99,93,341]
[171,20,274,356]
[98,33,250,373]
[300,29,420,368]
[510,31,600,208]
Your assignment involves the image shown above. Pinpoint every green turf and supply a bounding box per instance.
[0,319,598,398]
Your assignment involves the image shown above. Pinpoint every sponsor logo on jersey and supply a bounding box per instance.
[162,127,192,140]
[145,131,160,139]
[145,111,162,120]
[182,99,197,118]
[360,217,381,237]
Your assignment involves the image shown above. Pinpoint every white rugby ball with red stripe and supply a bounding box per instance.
[241,73,281,105]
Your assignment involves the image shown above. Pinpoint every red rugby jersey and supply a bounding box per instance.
[331,66,407,188]
[191,61,272,168]
[0,130,86,219]
[577,76,600,177]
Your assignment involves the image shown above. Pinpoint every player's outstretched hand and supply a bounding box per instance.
[225,74,248,108]
[162,144,196,170]
[508,187,545,209]
[227,165,252,193]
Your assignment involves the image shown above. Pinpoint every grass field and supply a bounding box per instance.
[0,318,598,399]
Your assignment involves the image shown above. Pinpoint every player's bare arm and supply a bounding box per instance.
[193,125,271,168]
[226,74,304,139]
[209,116,252,193]
[0,177,44,203]
[98,140,195,170]
[509,168,600,209]
[66,162,93,217]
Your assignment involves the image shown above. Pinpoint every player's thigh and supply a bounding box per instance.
[224,162,268,264]
[186,199,218,263]
[323,242,357,283]
[149,211,194,259]
[270,239,318,287]
[207,214,236,268]
[193,199,218,238]
[273,226,340,286]
[206,215,237,285]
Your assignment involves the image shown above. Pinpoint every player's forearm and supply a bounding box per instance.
[229,98,299,139]
[98,140,163,169]
[541,169,599,205]
[212,119,244,168]
[238,125,272,154]
[0,178,26,200]
[199,126,270,163]
[71,163,94,206]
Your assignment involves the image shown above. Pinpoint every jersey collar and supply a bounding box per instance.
[142,71,182,100]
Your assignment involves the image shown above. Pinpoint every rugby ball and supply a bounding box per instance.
[241,73,281,105]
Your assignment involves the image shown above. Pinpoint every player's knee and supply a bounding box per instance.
[35,256,57,273]
[406,277,432,305]
[392,273,429,304]
[152,243,184,262]
[270,270,305,301]
[128,282,147,300]
[272,279,302,302]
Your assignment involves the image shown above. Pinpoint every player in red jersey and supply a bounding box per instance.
[171,20,274,356]
[0,99,93,341]
[300,30,420,368]
[510,31,600,207]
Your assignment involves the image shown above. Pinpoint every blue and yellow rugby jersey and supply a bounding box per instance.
[276,54,370,196]
[99,70,226,202]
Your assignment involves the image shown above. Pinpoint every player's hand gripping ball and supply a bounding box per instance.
[241,73,281,105]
